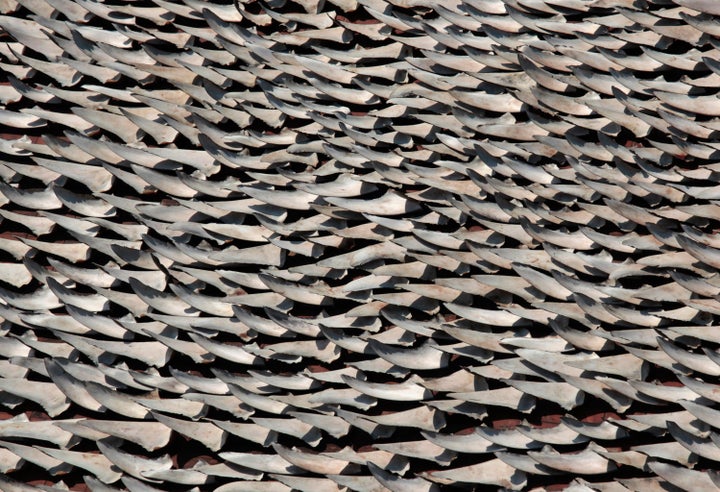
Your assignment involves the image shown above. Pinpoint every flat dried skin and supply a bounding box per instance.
[0,0,718,490]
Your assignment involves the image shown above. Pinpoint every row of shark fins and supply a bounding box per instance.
[0,0,720,490]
